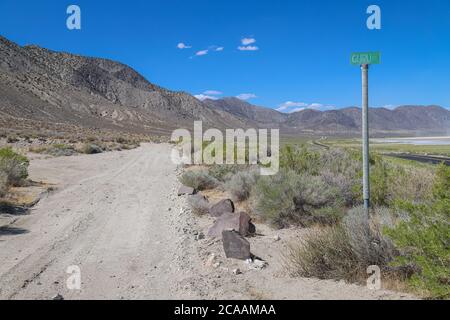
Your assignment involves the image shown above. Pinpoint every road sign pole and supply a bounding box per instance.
[361,64,370,217]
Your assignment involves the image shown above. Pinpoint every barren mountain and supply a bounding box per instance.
[0,35,245,136]
[1,35,449,137]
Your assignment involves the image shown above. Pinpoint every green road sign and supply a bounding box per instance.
[351,52,380,65]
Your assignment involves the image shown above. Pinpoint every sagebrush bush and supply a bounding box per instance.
[384,164,450,299]
[179,169,218,190]
[187,194,210,216]
[79,143,103,154]
[224,169,259,201]
[207,164,244,182]
[0,171,7,198]
[0,147,29,187]
[279,145,320,175]
[286,206,398,282]
[253,170,344,228]
[386,165,434,204]
[51,144,77,156]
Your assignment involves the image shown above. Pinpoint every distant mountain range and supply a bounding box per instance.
[1,35,449,137]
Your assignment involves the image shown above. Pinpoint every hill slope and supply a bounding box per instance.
[1,35,449,137]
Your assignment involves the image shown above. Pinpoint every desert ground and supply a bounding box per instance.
[0,144,414,300]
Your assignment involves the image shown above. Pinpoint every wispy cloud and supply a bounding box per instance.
[214,46,224,52]
[238,37,259,51]
[195,49,209,56]
[276,101,308,112]
[238,45,259,51]
[276,101,336,113]
[203,90,223,95]
[177,42,192,49]
[194,94,218,101]
[237,93,257,100]
[241,38,256,45]
[194,90,223,101]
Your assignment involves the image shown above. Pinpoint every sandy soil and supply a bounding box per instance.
[0,144,415,300]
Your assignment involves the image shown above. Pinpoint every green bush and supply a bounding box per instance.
[253,170,344,228]
[0,147,29,187]
[279,145,320,175]
[385,164,450,299]
[179,169,218,191]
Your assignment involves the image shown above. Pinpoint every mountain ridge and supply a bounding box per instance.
[1,35,449,137]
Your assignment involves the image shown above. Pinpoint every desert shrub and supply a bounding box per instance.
[79,143,103,154]
[42,144,76,157]
[286,206,398,282]
[0,147,29,187]
[384,164,450,299]
[253,170,344,228]
[224,169,259,201]
[179,169,218,191]
[386,165,434,204]
[187,194,210,216]
[0,171,7,197]
[6,135,19,143]
[279,145,320,175]
[207,164,246,182]
[432,163,450,201]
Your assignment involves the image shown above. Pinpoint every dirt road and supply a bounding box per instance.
[0,144,414,300]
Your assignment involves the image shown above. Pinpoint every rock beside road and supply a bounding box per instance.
[209,199,234,217]
[207,212,255,238]
[178,185,196,196]
[222,230,251,260]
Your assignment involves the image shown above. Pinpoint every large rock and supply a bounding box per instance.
[178,185,196,196]
[207,212,256,238]
[222,230,251,260]
[209,199,234,217]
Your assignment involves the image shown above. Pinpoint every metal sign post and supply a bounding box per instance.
[361,64,370,215]
[351,52,380,218]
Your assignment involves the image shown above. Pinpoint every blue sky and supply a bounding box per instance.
[0,0,449,111]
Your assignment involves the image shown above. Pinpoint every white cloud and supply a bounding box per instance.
[215,47,224,51]
[276,101,336,113]
[194,94,218,101]
[289,107,306,113]
[276,101,308,111]
[236,93,257,100]
[241,38,256,45]
[380,104,397,110]
[177,42,192,49]
[195,49,209,56]
[203,90,223,95]
[238,45,259,51]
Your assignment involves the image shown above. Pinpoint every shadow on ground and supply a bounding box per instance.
[0,203,30,216]
[0,226,29,236]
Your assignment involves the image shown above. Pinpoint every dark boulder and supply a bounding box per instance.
[222,230,251,260]
[208,212,255,238]
[209,199,234,217]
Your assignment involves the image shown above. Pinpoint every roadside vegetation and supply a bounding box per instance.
[180,141,449,299]
[0,147,30,198]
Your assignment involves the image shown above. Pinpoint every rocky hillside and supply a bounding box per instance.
[1,35,448,137]
[0,35,245,136]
